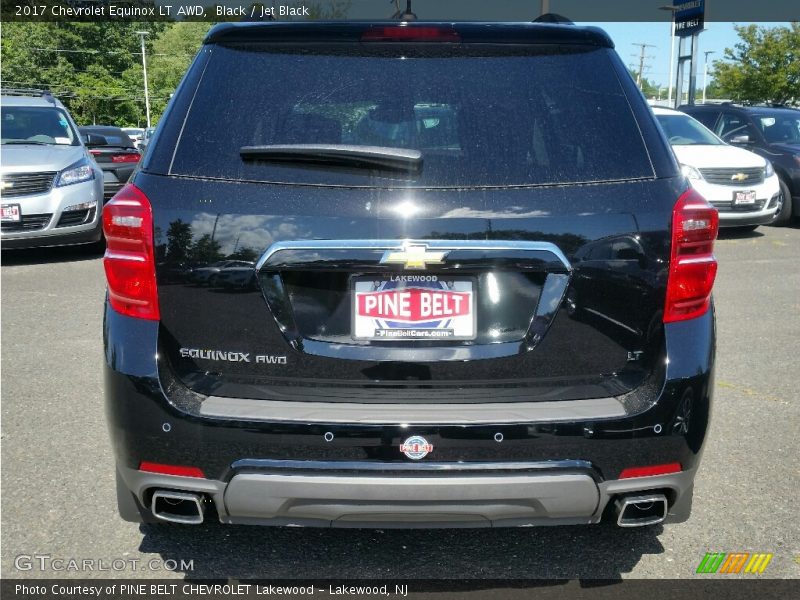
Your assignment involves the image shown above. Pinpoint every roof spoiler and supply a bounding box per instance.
[534,13,574,24]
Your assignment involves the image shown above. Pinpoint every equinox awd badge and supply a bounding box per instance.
[400,436,433,460]
[179,348,287,364]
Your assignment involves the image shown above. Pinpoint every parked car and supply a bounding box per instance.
[122,127,145,148]
[679,102,800,224]
[106,21,717,529]
[211,262,257,290]
[653,107,781,230]
[78,126,140,200]
[138,127,156,153]
[187,260,254,286]
[1,89,104,249]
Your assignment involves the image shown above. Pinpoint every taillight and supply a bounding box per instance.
[361,25,461,42]
[139,462,205,478]
[102,184,159,320]
[111,153,141,163]
[664,188,719,323]
[619,462,682,479]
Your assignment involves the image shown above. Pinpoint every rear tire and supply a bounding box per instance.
[770,180,793,226]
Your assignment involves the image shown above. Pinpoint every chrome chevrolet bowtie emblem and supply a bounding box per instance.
[731,172,748,182]
[380,243,449,270]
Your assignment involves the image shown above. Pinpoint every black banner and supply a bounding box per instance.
[1,0,799,23]
[2,579,800,600]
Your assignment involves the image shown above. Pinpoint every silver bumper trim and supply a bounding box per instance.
[200,396,626,424]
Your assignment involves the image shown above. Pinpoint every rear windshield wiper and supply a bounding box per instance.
[2,140,50,145]
[240,144,422,174]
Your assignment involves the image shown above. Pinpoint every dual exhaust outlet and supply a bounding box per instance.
[151,490,205,524]
[614,493,669,527]
[148,489,668,527]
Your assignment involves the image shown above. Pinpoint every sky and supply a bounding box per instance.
[591,22,787,91]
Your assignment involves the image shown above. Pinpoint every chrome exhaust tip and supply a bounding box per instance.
[150,490,205,524]
[615,494,668,527]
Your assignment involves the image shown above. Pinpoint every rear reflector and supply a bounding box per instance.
[102,184,160,320]
[361,26,461,42]
[664,188,719,323]
[111,154,141,163]
[619,463,681,479]
[139,462,205,478]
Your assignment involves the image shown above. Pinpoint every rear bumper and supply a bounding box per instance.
[117,462,695,527]
[105,304,714,527]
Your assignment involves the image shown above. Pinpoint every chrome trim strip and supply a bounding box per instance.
[200,395,627,423]
[256,239,572,272]
[231,458,592,473]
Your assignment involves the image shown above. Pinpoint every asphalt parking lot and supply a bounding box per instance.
[1,225,798,580]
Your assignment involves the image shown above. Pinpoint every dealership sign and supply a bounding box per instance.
[673,0,705,37]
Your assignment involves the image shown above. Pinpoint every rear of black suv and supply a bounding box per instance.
[105,22,717,528]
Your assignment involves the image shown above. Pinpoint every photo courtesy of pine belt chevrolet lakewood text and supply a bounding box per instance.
[104,20,718,529]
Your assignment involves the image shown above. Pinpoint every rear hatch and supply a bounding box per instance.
[139,23,683,406]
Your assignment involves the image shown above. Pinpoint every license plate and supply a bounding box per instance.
[733,190,756,205]
[352,275,475,341]
[1,204,21,222]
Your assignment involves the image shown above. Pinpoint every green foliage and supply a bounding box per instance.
[711,24,800,104]
[1,21,205,126]
[628,68,662,99]
[147,22,211,120]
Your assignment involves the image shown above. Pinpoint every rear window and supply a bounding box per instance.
[170,44,654,187]
[80,128,134,147]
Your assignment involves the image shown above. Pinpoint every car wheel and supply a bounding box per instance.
[770,180,793,226]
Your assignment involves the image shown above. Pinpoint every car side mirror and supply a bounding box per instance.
[728,134,751,145]
[83,133,108,147]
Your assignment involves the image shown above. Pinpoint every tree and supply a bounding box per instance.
[711,24,800,104]
[628,68,661,99]
[1,21,167,125]
[165,220,194,263]
[147,22,212,122]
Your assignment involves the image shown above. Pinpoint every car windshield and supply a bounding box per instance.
[1,106,80,146]
[171,44,654,187]
[754,112,800,144]
[656,114,722,146]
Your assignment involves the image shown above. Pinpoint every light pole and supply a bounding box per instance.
[136,31,151,128]
[702,50,715,103]
[540,0,550,15]
[659,5,679,108]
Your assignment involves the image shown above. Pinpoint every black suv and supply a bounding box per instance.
[679,103,800,224]
[105,22,717,529]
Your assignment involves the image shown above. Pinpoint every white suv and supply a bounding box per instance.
[653,107,781,230]
[1,90,104,249]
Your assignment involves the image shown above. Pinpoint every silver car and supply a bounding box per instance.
[1,90,104,249]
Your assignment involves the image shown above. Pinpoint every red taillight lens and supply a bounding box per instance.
[111,153,141,163]
[664,188,719,323]
[102,184,159,320]
[361,26,461,42]
[139,462,205,478]
[619,462,682,479]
